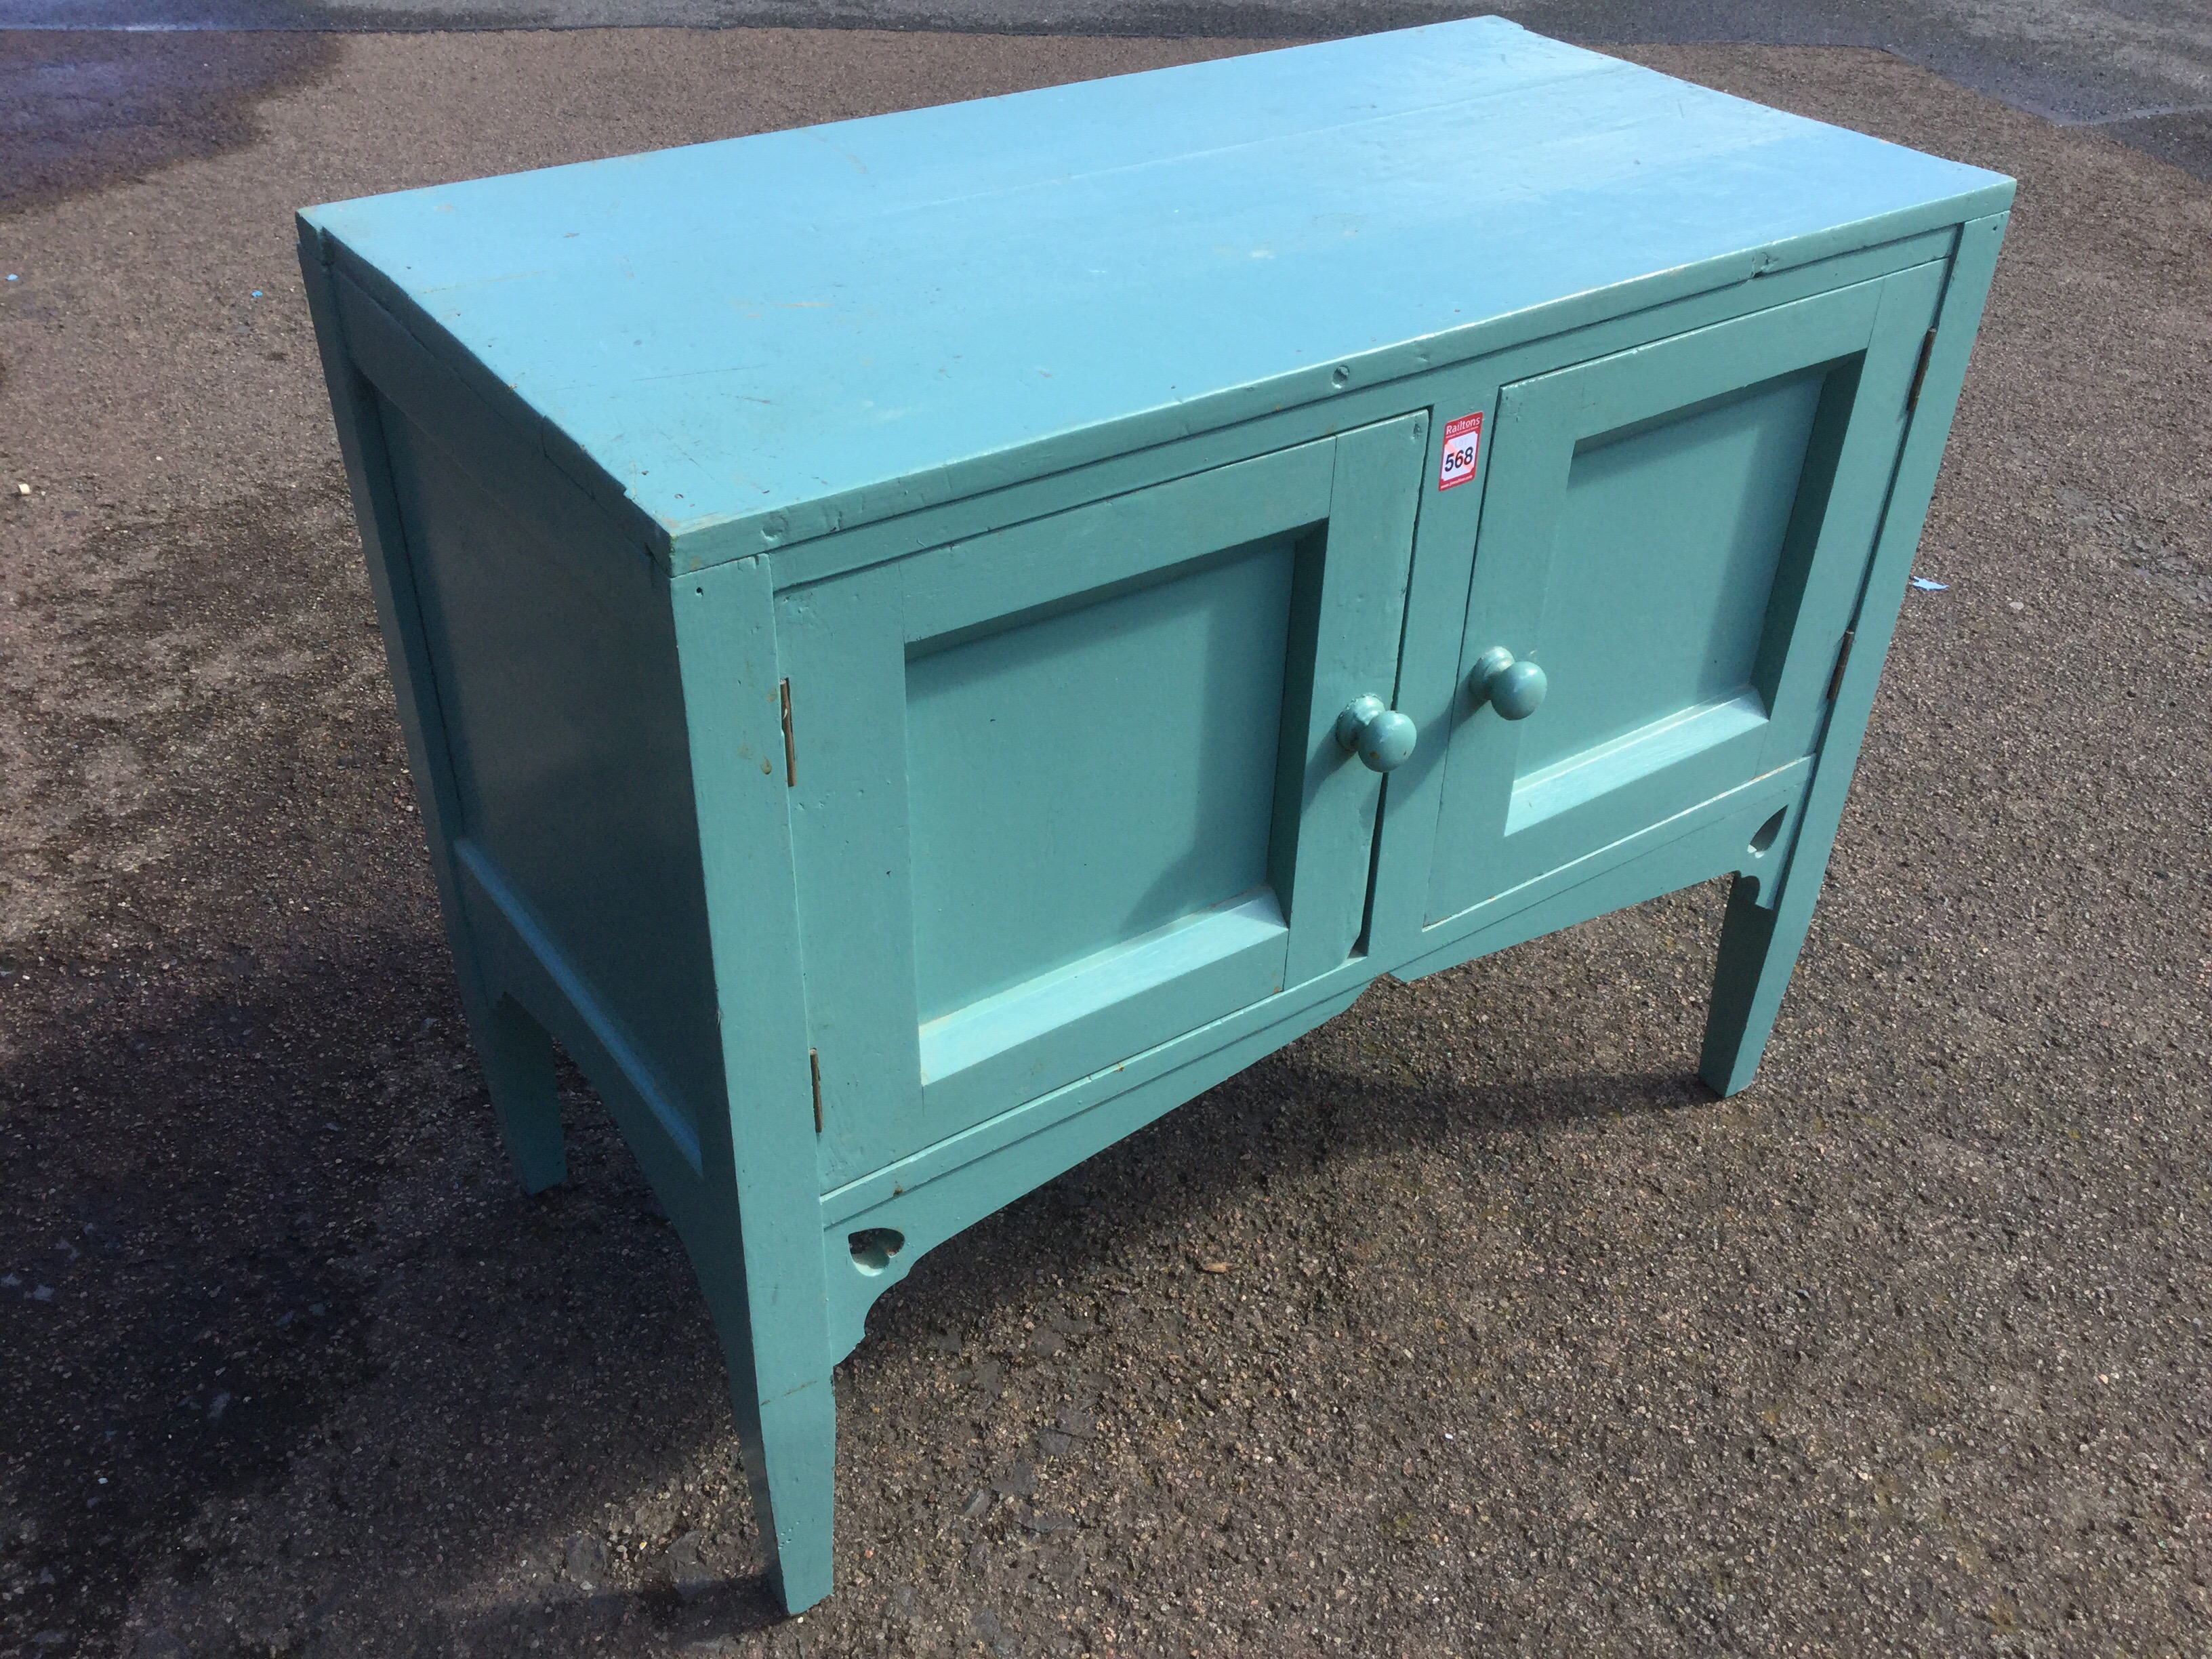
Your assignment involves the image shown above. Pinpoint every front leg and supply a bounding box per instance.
[675,552,844,1613]
[685,1214,838,1612]
[1698,872,1814,1097]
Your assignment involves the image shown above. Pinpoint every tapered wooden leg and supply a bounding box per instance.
[1699,871,1817,1097]
[474,992,567,1192]
[691,1235,838,1613]
[675,554,842,1614]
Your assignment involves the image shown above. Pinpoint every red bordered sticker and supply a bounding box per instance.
[1437,411,1483,491]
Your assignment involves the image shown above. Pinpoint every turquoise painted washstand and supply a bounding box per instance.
[298,19,2011,1614]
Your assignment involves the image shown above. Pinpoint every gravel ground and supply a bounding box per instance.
[1,30,2207,1659]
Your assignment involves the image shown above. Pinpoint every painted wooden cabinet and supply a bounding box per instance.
[299,18,2011,1613]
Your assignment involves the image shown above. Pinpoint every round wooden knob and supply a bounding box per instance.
[1469,648,1547,720]
[1334,695,1418,773]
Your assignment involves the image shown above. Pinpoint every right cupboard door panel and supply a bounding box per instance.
[1422,262,1947,929]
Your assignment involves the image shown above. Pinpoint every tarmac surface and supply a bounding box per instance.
[7,1,2212,181]
[1,25,2209,1659]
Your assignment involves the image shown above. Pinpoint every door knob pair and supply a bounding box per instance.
[1334,647,1547,776]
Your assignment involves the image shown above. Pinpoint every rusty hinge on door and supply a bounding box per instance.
[809,1048,823,1134]
[1906,329,1936,411]
[779,678,797,787]
[1826,628,1856,703]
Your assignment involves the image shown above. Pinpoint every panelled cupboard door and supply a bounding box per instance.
[781,413,1428,1187]
[1420,262,1948,930]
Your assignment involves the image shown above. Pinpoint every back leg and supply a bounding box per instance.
[474,992,567,1192]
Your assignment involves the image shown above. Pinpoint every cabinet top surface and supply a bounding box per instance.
[302,18,2009,563]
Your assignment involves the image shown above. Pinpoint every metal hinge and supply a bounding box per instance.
[780,678,798,787]
[1826,628,1856,703]
[1906,329,1936,411]
[809,1048,823,1134]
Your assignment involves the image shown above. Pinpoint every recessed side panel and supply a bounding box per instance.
[380,397,722,1139]
[905,539,1296,1023]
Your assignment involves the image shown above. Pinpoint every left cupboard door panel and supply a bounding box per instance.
[781,416,1427,1188]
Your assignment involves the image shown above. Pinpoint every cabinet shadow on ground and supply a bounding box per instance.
[0,914,1715,1647]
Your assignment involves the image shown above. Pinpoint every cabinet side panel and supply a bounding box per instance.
[375,396,723,1138]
